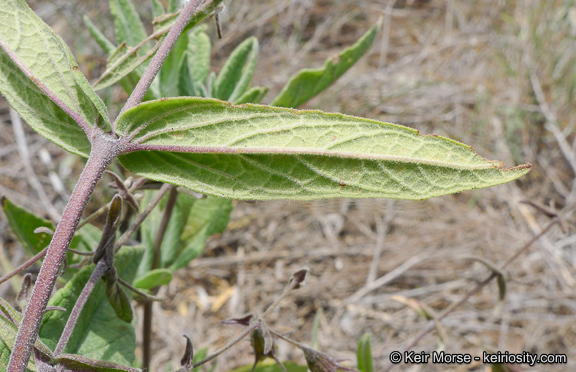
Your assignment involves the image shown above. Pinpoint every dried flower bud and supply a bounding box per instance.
[302,346,358,372]
[180,335,193,368]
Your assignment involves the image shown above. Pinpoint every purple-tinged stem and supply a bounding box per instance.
[0,40,92,137]
[115,0,205,125]
[54,260,108,357]
[7,130,122,372]
[0,248,47,286]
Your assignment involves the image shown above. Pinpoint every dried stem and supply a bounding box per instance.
[382,218,558,372]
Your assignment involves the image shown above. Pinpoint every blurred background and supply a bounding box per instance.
[1,0,576,370]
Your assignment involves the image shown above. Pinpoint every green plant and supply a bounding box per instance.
[0,0,530,371]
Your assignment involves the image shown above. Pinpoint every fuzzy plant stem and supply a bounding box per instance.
[54,260,108,357]
[7,131,122,372]
[116,0,205,122]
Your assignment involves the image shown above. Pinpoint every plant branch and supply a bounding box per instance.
[8,130,122,372]
[115,0,205,124]
[0,248,47,286]
[114,183,173,253]
[382,218,558,372]
[54,260,108,357]
[187,324,259,371]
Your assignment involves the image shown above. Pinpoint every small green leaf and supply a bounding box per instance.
[169,196,232,271]
[94,0,222,91]
[169,0,181,12]
[0,0,103,157]
[2,197,53,257]
[55,353,141,371]
[214,37,259,102]
[187,25,211,88]
[160,30,189,97]
[178,55,197,96]
[271,21,380,108]
[93,38,162,91]
[110,0,148,49]
[357,333,373,372]
[105,280,133,323]
[40,246,144,366]
[84,15,116,54]
[233,86,269,105]
[116,98,531,201]
[133,268,173,289]
[151,0,166,18]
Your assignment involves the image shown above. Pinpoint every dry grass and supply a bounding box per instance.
[1,0,576,371]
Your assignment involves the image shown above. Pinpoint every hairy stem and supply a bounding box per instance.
[116,0,205,122]
[54,260,108,357]
[7,131,122,372]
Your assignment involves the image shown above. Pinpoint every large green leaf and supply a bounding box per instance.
[116,98,531,201]
[110,0,148,49]
[271,22,379,108]
[94,0,223,91]
[0,0,110,157]
[213,37,259,102]
[39,246,144,367]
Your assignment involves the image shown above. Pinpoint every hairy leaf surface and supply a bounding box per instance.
[39,247,144,367]
[271,21,379,108]
[116,98,530,200]
[95,0,222,90]
[110,0,148,50]
[214,37,259,102]
[0,0,109,157]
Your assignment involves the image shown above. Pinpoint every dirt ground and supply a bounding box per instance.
[1,0,576,371]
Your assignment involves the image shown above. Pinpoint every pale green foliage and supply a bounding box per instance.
[0,0,109,157]
[271,21,380,108]
[117,98,530,200]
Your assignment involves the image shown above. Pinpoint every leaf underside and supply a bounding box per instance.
[0,0,111,157]
[117,98,530,201]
